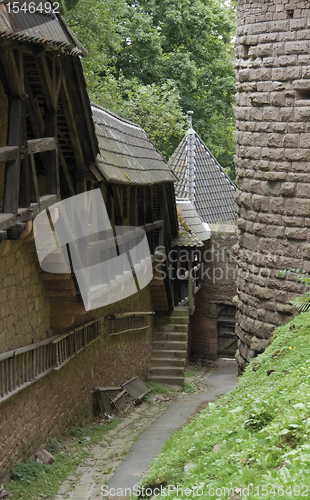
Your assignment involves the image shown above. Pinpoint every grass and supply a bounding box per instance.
[140,312,310,499]
[3,418,121,500]
[146,382,177,395]
[185,366,204,377]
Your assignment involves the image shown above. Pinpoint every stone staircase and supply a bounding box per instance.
[148,307,189,387]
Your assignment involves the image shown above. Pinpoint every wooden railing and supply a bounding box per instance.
[0,320,100,403]
[105,312,154,336]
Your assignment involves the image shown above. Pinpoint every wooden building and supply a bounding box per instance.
[0,2,205,478]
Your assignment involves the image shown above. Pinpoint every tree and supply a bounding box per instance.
[62,0,236,174]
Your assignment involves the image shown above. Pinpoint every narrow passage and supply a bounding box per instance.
[55,359,237,500]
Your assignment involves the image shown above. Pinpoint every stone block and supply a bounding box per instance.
[249,92,270,106]
[285,41,309,54]
[35,450,55,465]
[283,134,299,148]
[287,198,310,216]
[270,92,285,106]
[285,149,309,161]
[264,171,286,181]
[252,284,273,300]
[285,227,308,240]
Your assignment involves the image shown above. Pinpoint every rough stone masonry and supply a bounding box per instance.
[235,0,310,371]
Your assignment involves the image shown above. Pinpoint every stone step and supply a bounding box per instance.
[154,323,188,332]
[44,279,75,290]
[150,358,185,368]
[151,349,187,359]
[152,340,187,351]
[155,315,189,325]
[147,375,184,387]
[148,366,184,377]
[153,331,187,342]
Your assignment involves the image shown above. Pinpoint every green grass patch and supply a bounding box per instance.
[185,366,204,377]
[141,312,310,499]
[3,417,121,500]
[146,382,176,394]
[184,381,196,394]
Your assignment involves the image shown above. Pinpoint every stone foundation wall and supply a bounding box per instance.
[235,0,310,370]
[189,225,237,360]
[0,239,153,480]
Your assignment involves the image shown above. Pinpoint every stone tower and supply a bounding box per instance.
[235,0,310,370]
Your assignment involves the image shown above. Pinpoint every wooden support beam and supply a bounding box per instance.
[112,185,123,226]
[43,105,59,195]
[60,79,85,171]
[3,99,23,214]
[0,46,23,98]
[27,137,56,154]
[20,107,31,208]
[129,186,137,226]
[30,154,40,204]
[35,55,55,111]
[0,146,19,163]
[58,146,75,197]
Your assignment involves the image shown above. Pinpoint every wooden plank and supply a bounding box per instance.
[129,186,137,226]
[30,154,40,204]
[112,185,123,225]
[27,137,56,154]
[3,99,23,214]
[35,55,55,111]
[0,146,19,163]
[0,46,23,98]
[72,57,99,159]
[60,80,85,171]
[43,105,59,194]
[58,146,75,197]
[19,105,31,208]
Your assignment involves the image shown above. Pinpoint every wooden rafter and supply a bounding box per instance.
[0,45,23,98]
[3,99,23,213]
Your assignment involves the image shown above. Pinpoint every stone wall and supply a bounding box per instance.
[235,0,310,371]
[0,239,154,480]
[189,225,237,360]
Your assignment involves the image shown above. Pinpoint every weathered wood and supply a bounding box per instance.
[20,105,31,208]
[112,185,123,225]
[60,79,85,171]
[0,46,23,98]
[58,146,75,197]
[30,154,40,204]
[0,146,19,162]
[44,105,59,194]
[129,186,137,226]
[3,99,23,214]
[24,67,44,138]
[35,54,55,111]
[27,137,56,154]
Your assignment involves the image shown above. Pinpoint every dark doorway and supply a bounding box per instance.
[217,306,237,358]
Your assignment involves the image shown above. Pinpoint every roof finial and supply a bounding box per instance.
[187,110,195,135]
[187,110,193,128]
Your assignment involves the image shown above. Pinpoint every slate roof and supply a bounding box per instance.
[92,104,177,185]
[0,0,87,56]
[176,198,210,242]
[169,128,236,225]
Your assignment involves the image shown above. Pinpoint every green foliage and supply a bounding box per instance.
[63,0,236,168]
[11,460,49,482]
[185,366,204,377]
[46,438,61,455]
[183,381,196,394]
[146,382,175,394]
[140,313,310,497]
[4,418,121,500]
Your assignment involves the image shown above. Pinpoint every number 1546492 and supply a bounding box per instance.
[7,2,60,14]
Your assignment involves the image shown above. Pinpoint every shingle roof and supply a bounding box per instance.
[171,215,204,248]
[0,0,87,56]
[176,198,210,242]
[92,104,177,185]
[169,128,236,225]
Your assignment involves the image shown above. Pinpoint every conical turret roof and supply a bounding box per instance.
[169,128,236,225]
